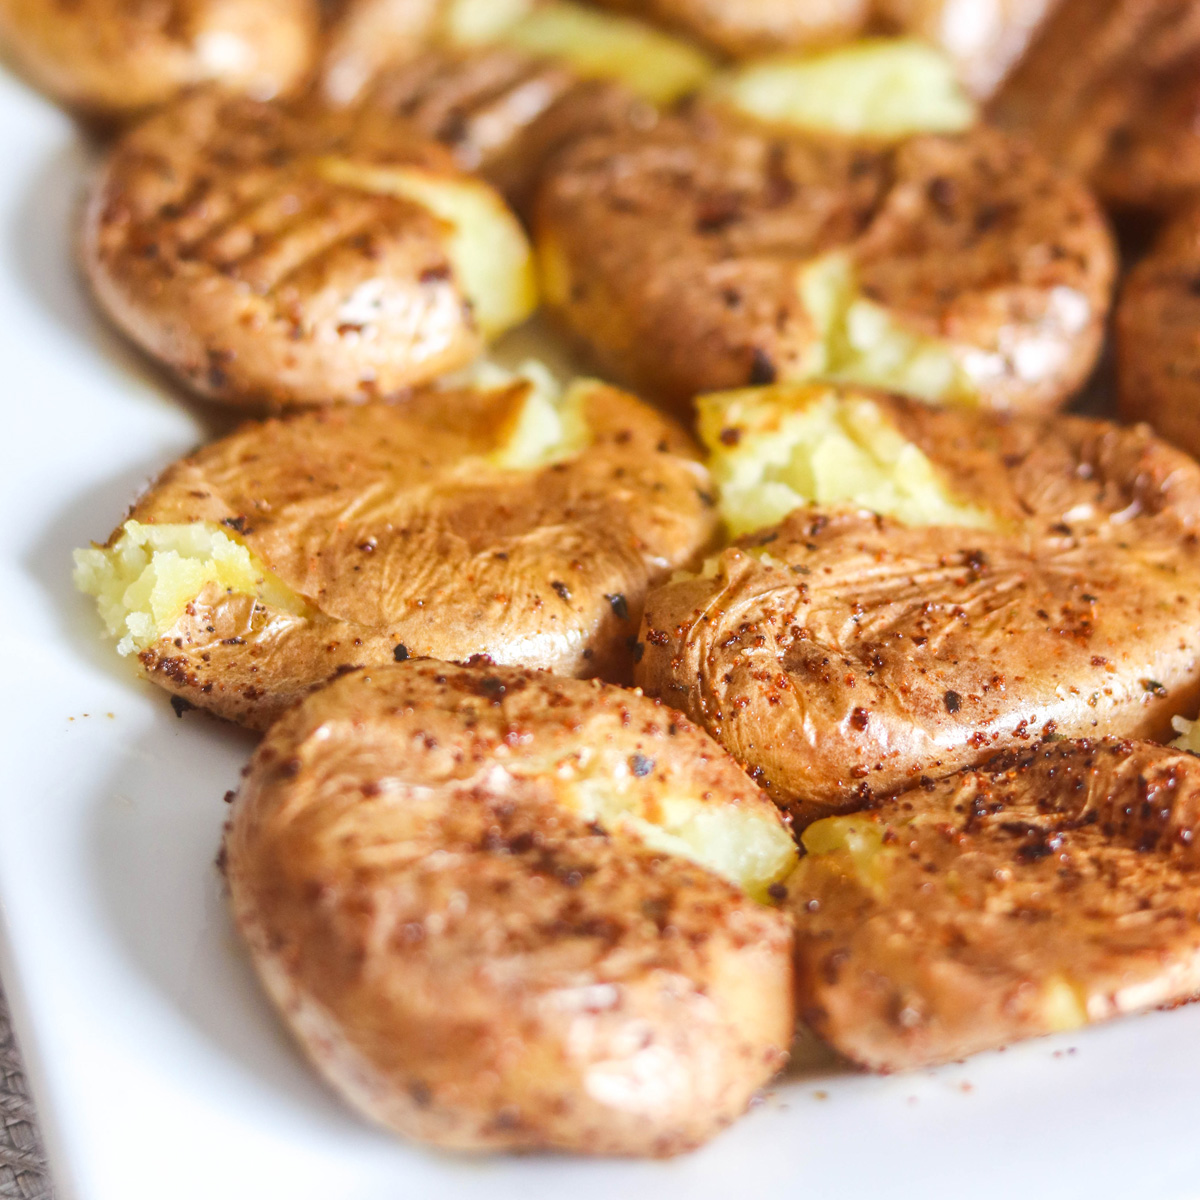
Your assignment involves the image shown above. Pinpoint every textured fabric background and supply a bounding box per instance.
[0,982,52,1199]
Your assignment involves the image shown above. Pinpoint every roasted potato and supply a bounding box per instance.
[874,0,1058,98]
[321,0,715,105]
[356,46,655,216]
[988,0,1200,214]
[1118,203,1200,460]
[82,88,536,409]
[706,38,976,141]
[74,374,717,728]
[588,0,871,59]
[225,659,796,1154]
[636,383,1200,826]
[535,95,1114,416]
[792,739,1200,1071]
[0,0,319,120]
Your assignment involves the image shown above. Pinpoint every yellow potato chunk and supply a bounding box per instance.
[801,814,893,898]
[697,383,996,537]
[493,1,716,105]
[799,252,977,404]
[711,37,977,139]
[315,159,537,339]
[564,762,798,902]
[73,521,307,656]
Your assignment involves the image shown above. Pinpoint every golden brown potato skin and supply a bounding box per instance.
[792,739,1200,1071]
[1118,204,1200,460]
[637,397,1200,826]
[0,0,318,120]
[225,660,794,1155]
[874,0,1057,98]
[536,110,1114,416]
[82,88,493,408]
[360,46,655,216]
[989,0,1200,214]
[119,382,716,728]
[590,0,870,57]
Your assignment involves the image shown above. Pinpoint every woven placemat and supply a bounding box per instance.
[0,982,52,1199]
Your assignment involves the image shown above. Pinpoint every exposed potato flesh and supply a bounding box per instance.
[709,39,976,140]
[696,384,994,537]
[494,1,715,105]
[73,521,309,656]
[0,0,318,119]
[637,387,1200,826]
[81,89,536,409]
[587,0,871,58]
[792,740,1200,1070]
[988,0,1200,214]
[225,660,794,1155]
[875,0,1058,99]
[1117,204,1200,464]
[535,112,1115,416]
[75,378,716,728]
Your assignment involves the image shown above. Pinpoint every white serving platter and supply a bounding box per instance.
[3,61,1200,1200]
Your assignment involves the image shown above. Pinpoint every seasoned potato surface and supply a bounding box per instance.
[226,660,795,1154]
[536,109,1114,416]
[637,385,1200,825]
[793,739,1200,1069]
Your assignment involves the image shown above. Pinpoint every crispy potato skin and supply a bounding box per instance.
[535,110,1114,416]
[82,89,494,408]
[1118,204,1200,460]
[636,397,1200,825]
[119,383,715,727]
[0,0,318,120]
[792,739,1200,1071]
[589,0,870,57]
[873,0,1057,98]
[359,46,655,216]
[225,661,793,1155]
[989,0,1200,214]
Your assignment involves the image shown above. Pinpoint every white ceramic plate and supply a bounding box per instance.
[3,64,1200,1200]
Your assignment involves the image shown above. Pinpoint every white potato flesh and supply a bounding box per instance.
[73,521,307,655]
[711,38,976,139]
[798,252,977,405]
[562,762,798,901]
[697,383,996,537]
[315,159,538,340]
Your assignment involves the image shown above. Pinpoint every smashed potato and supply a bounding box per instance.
[225,660,795,1155]
[75,376,717,728]
[82,88,536,409]
[637,384,1200,826]
[1117,203,1200,462]
[587,0,871,59]
[356,46,654,216]
[535,105,1114,416]
[709,38,976,140]
[322,0,715,104]
[793,740,1200,1070]
[988,0,1200,214]
[0,0,318,119]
